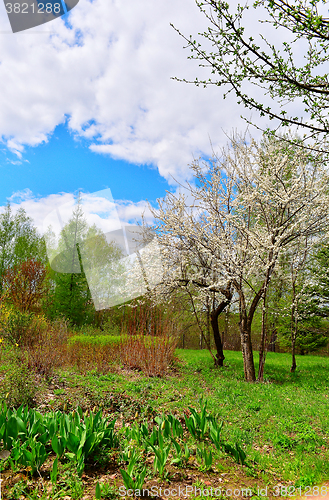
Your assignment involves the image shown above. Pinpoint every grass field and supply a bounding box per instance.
[0,348,328,499]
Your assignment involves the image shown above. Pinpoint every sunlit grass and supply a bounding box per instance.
[1,344,328,491]
[65,348,329,486]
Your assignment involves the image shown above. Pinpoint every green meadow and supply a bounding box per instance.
[1,343,327,499]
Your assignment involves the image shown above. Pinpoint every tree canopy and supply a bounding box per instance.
[147,132,329,381]
[172,0,329,141]
[0,204,46,294]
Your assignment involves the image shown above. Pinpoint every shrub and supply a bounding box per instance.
[3,259,48,312]
[119,304,180,376]
[0,300,69,378]
[56,303,180,377]
[67,339,120,375]
[0,305,34,345]
[119,333,178,376]
[25,319,69,378]
[0,342,38,406]
[68,334,123,348]
[68,331,179,377]
[67,334,121,375]
[0,305,52,348]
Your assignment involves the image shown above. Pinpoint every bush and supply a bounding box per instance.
[0,342,38,407]
[25,319,69,378]
[0,304,69,378]
[0,305,34,345]
[67,333,168,348]
[118,302,180,376]
[67,338,120,375]
[3,258,48,312]
[119,333,178,376]
[278,316,329,355]
[67,333,178,376]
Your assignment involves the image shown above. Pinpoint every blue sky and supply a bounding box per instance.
[0,123,169,207]
[0,0,273,232]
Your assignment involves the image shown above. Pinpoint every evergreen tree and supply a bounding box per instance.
[47,199,125,325]
[47,201,93,326]
[304,244,329,320]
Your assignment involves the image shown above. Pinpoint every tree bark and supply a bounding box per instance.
[268,326,277,352]
[211,306,225,367]
[290,307,298,372]
[199,331,203,350]
[291,339,297,372]
[224,303,230,348]
[210,288,233,367]
[239,317,256,382]
[206,295,211,347]
[258,295,267,382]
[235,255,276,382]
[290,282,298,373]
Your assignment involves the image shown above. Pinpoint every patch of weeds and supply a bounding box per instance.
[273,434,296,450]
[68,476,85,499]
[0,345,38,406]
[96,482,121,499]
[295,472,317,487]
[53,388,65,395]
[90,446,118,469]
[5,480,28,500]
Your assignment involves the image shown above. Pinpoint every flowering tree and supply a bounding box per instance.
[148,133,329,382]
[143,219,233,366]
[173,0,329,140]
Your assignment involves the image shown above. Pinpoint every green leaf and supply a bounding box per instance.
[50,457,58,485]
[120,469,135,490]
[95,482,101,500]
[66,432,81,454]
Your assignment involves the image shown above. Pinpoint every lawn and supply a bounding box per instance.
[0,348,328,499]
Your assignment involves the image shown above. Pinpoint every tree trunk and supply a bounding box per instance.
[210,289,233,367]
[94,310,102,328]
[206,295,211,347]
[268,326,277,352]
[239,319,256,382]
[211,307,225,367]
[224,303,230,349]
[290,285,298,373]
[258,295,267,382]
[290,339,297,372]
[237,285,261,383]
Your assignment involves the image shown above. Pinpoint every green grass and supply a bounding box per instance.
[68,334,123,347]
[68,333,175,347]
[57,349,329,486]
[1,348,328,498]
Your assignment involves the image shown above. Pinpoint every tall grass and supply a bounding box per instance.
[25,319,70,378]
[67,338,121,375]
[63,304,180,376]
[119,303,179,376]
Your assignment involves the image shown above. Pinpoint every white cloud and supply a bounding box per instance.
[3,190,156,234]
[5,192,75,232]
[8,187,34,202]
[115,199,155,225]
[0,0,311,185]
[6,139,24,158]
[0,0,266,185]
